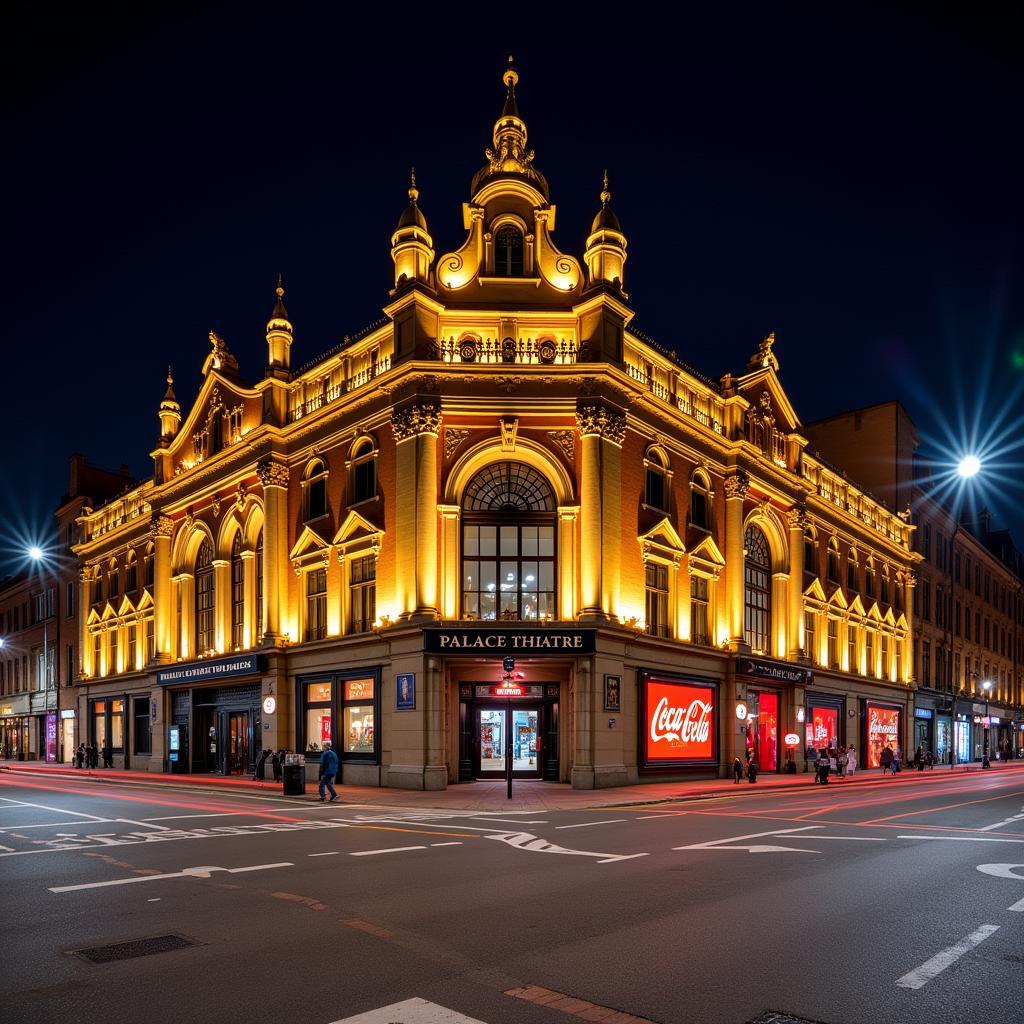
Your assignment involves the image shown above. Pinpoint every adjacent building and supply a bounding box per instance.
[806,402,1024,760]
[70,62,918,788]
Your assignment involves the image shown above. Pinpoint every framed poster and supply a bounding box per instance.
[396,673,416,710]
[603,674,621,712]
[639,671,718,769]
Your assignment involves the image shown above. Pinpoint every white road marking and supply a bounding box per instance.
[0,844,13,852]
[895,925,1000,989]
[309,851,340,857]
[637,813,684,820]
[675,826,823,854]
[975,863,1024,880]
[555,819,628,829]
[485,830,645,864]
[898,835,1024,844]
[0,797,108,820]
[328,996,488,1024]
[117,819,169,831]
[49,862,293,893]
[350,846,426,857]
[431,842,462,847]
[805,836,887,842]
[1008,897,1024,912]
[0,820,113,831]
[979,808,1024,832]
[469,818,549,825]
[147,898,160,902]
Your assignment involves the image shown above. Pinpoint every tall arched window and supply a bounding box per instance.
[351,439,377,505]
[231,534,245,649]
[108,559,120,599]
[125,551,138,594]
[645,450,668,512]
[690,472,711,530]
[195,538,215,654]
[827,541,840,584]
[143,544,154,588]
[255,533,264,644]
[743,524,772,654]
[462,462,556,621]
[803,530,816,577]
[304,459,328,522]
[494,225,524,276]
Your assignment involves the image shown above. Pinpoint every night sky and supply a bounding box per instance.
[4,5,1023,570]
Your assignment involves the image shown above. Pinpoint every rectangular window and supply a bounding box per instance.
[342,677,376,757]
[66,581,75,619]
[847,560,857,592]
[922,523,931,560]
[133,697,152,755]
[827,618,839,669]
[303,680,332,755]
[880,635,889,678]
[645,562,670,638]
[922,640,931,686]
[146,616,154,663]
[196,565,215,653]
[306,569,327,642]
[804,610,816,661]
[128,624,137,672]
[348,556,376,635]
[866,631,875,677]
[126,559,137,594]
[690,576,709,645]
[231,554,245,649]
[922,580,931,621]
[65,644,74,686]
[847,625,856,673]
[109,628,119,674]
[93,632,102,677]
[110,699,124,748]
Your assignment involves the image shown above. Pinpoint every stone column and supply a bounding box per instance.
[786,506,806,657]
[241,550,257,648]
[150,515,174,662]
[571,660,594,789]
[576,402,626,620]
[78,568,91,676]
[724,470,749,648]
[903,571,916,683]
[557,506,579,621]
[391,401,441,620]
[212,559,230,653]
[257,457,290,643]
[437,506,461,619]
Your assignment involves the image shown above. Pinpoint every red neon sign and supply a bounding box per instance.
[644,679,715,763]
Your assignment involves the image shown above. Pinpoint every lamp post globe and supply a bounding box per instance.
[957,455,981,479]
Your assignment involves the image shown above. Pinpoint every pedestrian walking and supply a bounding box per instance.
[806,744,819,775]
[88,743,99,769]
[270,749,282,782]
[914,745,924,771]
[75,744,85,769]
[816,749,830,784]
[101,741,113,768]
[893,744,902,773]
[318,741,339,802]
[880,743,894,775]
[745,754,759,784]
[732,756,744,783]
[845,745,857,777]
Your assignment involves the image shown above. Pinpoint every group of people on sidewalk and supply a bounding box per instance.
[73,743,113,769]
[807,743,859,784]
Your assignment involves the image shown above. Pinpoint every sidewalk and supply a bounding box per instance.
[3,758,1022,811]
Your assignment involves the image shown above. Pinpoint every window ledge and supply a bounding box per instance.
[349,496,380,509]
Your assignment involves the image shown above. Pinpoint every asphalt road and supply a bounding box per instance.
[2,769,1023,1024]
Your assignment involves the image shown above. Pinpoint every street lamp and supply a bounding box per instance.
[981,679,993,769]
[25,545,56,759]
[947,453,982,769]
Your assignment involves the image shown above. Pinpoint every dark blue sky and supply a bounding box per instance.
[3,5,1023,569]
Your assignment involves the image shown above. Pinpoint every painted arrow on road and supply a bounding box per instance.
[484,831,647,864]
[674,825,825,854]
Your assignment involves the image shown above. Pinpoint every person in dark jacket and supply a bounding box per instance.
[75,744,85,769]
[816,748,831,784]
[318,742,339,802]
[745,754,758,784]
[101,741,113,768]
[732,756,744,784]
[880,744,894,775]
[271,749,282,782]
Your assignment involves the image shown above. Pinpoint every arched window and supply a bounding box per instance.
[461,462,556,621]
[143,544,154,588]
[125,551,138,594]
[231,534,245,649]
[108,559,120,599]
[94,570,104,606]
[803,531,816,577]
[304,459,328,521]
[645,450,668,512]
[743,524,772,654]
[847,552,858,592]
[865,558,876,599]
[827,541,840,584]
[255,533,264,645]
[195,538,215,654]
[351,439,377,505]
[690,473,711,530]
[494,225,524,277]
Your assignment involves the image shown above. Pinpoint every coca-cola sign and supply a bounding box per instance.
[641,676,717,766]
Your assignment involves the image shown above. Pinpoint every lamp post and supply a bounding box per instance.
[947,454,982,769]
[27,545,56,762]
[981,679,993,769]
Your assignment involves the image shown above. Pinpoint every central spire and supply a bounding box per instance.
[470,56,549,199]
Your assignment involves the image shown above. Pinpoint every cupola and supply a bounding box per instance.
[266,275,293,375]
[158,366,181,441]
[390,168,434,290]
[583,171,628,293]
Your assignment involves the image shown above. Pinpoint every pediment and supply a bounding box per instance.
[136,590,154,611]
[688,534,725,568]
[638,517,686,555]
[333,510,384,552]
[289,525,331,562]
[167,371,261,466]
[882,606,896,625]
[865,602,882,621]
[736,370,801,433]
[87,608,102,626]
[803,578,827,601]
[848,594,866,616]
[117,595,136,617]
[827,587,848,609]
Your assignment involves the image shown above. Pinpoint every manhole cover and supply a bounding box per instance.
[747,1014,834,1024]
[73,934,197,964]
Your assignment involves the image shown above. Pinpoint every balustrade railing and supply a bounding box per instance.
[290,357,391,422]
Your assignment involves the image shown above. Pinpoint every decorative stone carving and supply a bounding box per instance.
[235,481,248,509]
[257,456,290,488]
[547,430,575,461]
[785,504,808,530]
[391,401,442,440]
[575,403,626,444]
[183,511,195,534]
[500,416,518,452]
[149,514,174,540]
[723,470,750,500]
[444,428,470,460]
[211,497,221,518]
[495,376,523,394]
[905,570,917,589]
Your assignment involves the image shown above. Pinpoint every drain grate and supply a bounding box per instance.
[73,934,196,964]
[747,1014,834,1024]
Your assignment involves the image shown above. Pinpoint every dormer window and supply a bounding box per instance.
[494,225,524,276]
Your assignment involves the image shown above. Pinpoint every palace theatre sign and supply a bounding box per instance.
[424,627,596,655]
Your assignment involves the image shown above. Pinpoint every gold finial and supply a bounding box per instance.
[276,273,284,300]
[408,166,419,204]
[503,54,519,90]
[600,169,611,208]
[167,365,173,384]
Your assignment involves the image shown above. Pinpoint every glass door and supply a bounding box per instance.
[512,708,539,773]
[227,712,249,775]
[479,708,505,773]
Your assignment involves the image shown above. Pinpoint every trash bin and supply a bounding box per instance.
[282,754,306,796]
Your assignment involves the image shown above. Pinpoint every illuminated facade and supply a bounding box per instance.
[72,62,918,787]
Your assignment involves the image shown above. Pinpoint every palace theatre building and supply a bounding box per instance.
[72,63,919,788]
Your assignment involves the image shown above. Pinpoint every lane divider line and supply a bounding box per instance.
[895,925,1000,989]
